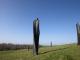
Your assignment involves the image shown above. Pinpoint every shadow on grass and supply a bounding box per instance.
[39,47,70,55]
[65,55,74,60]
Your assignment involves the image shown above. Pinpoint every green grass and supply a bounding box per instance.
[0,44,80,60]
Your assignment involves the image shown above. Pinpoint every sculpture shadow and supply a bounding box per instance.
[39,47,70,55]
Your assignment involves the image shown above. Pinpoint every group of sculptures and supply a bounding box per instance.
[33,18,80,55]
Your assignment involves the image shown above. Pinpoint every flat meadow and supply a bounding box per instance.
[0,44,80,60]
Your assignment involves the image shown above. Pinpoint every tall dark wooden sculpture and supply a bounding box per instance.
[33,18,40,55]
[50,41,52,47]
[76,23,80,45]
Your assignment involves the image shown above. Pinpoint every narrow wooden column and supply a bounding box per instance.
[33,18,40,55]
[76,23,80,45]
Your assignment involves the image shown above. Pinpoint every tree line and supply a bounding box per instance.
[0,43,33,51]
[0,43,42,51]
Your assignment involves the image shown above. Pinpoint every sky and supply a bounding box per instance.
[0,0,80,45]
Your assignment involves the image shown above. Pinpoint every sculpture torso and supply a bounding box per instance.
[33,20,40,36]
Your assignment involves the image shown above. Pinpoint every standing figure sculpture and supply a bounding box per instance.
[76,23,80,45]
[33,18,40,55]
[50,41,52,47]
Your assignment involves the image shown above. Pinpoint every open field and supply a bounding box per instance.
[0,44,80,60]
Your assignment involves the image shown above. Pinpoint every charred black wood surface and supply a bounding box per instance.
[33,18,40,55]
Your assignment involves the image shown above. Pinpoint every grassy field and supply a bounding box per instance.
[0,44,80,60]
